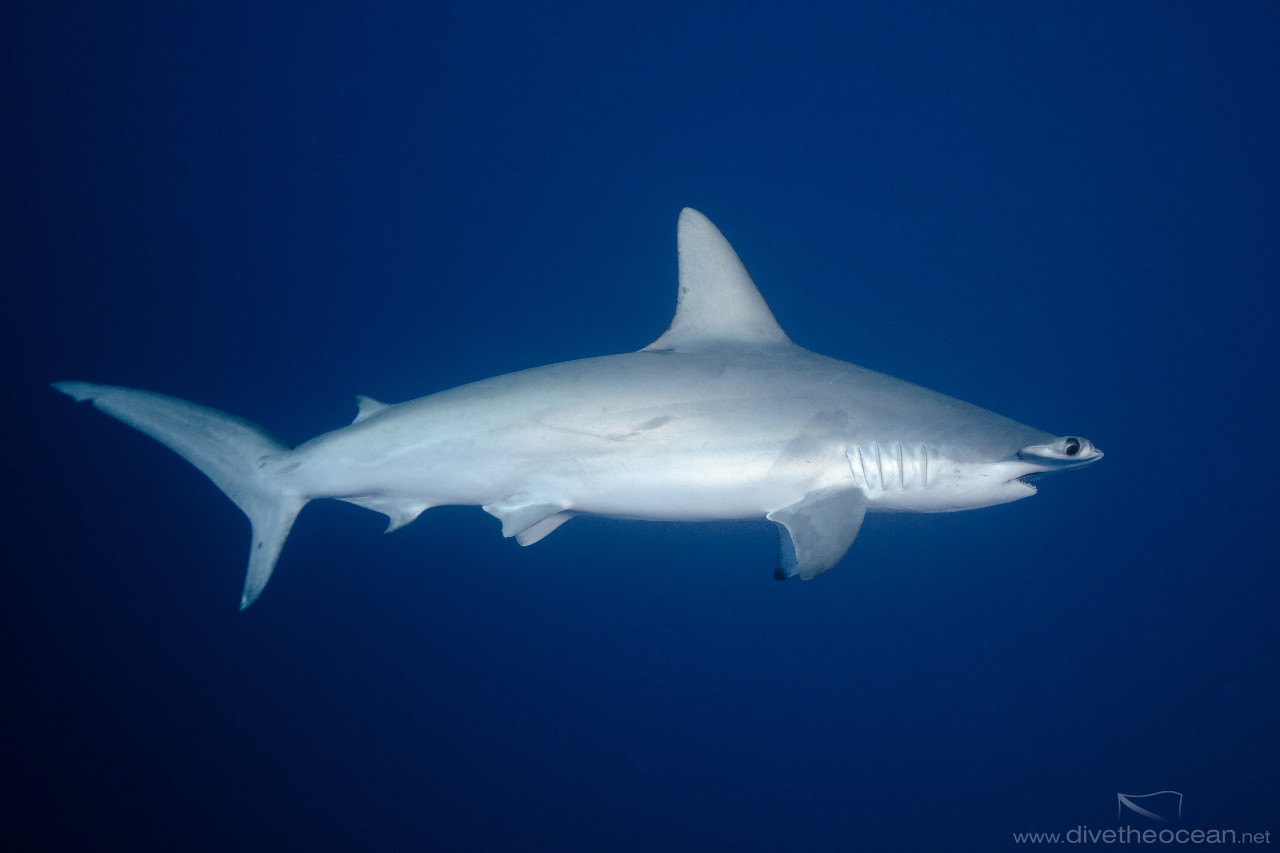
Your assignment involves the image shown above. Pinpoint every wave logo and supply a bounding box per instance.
[1117,791,1183,823]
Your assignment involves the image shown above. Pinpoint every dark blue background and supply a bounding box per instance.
[5,2,1277,850]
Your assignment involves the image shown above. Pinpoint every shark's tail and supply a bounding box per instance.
[53,381,307,609]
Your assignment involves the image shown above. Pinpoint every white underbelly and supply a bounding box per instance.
[530,444,842,521]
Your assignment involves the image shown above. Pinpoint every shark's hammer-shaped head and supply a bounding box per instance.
[1017,435,1104,472]
[993,434,1104,496]
[847,429,1104,514]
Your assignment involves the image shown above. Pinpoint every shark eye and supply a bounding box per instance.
[1063,437,1081,456]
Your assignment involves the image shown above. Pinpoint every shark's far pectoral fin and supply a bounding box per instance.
[483,494,572,544]
[766,485,868,581]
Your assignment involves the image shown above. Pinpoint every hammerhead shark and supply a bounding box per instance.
[55,208,1102,608]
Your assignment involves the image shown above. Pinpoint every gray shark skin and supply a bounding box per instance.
[54,208,1102,609]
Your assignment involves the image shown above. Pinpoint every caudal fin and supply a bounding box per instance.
[53,381,307,609]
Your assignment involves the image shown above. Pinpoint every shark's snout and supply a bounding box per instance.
[1017,435,1104,471]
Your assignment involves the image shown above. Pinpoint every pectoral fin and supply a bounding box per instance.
[766,485,868,581]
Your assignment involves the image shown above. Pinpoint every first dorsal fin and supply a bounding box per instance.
[353,394,386,424]
[642,208,791,352]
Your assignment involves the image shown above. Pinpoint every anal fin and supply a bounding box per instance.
[766,485,868,581]
[341,496,429,533]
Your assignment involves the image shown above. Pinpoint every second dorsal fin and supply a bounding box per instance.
[352,394,387,424]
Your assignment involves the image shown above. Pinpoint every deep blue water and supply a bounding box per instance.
[6,3,1278,850]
